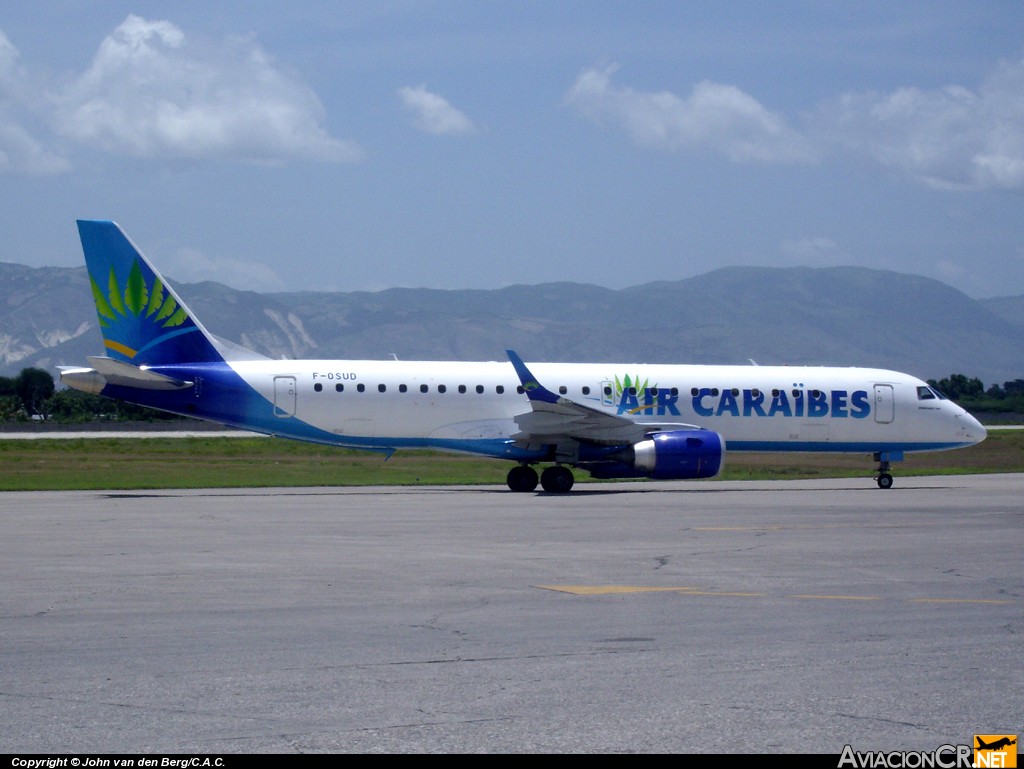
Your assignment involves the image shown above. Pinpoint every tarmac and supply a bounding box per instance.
[1,474,1021,753]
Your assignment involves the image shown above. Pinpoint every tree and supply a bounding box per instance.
[0,394,23,421]
[1004,379,1024,396]
[46,389,106,422]
[15,368,55,418]
[929,374,984,401]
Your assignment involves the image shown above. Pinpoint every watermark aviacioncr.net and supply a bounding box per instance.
[837,735,1017,769]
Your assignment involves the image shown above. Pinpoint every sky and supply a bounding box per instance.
[1,2,1023,298]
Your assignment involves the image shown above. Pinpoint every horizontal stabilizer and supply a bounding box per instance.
[60,356,194,394]
[87,356,194,390]
[57,366,107,396]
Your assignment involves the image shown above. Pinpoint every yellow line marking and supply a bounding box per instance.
[536,585,698,595]
[535,585,766,597]
[789,594,881,601]
[535,586,1014,604]
[909,598,1012,605]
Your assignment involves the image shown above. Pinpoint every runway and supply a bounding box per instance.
[1,475,1021,754]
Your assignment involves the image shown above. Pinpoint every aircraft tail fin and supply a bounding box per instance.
[77,220,224,366]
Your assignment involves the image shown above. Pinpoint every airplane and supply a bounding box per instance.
[976,737,1016,751]
[59,220,987,493]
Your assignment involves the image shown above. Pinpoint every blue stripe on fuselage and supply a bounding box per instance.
[101,361,548,462]
[725,440,973,453]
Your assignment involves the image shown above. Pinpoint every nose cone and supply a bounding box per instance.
[958,410,987,445]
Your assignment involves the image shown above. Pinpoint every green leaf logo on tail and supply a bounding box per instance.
[89,260,191,358]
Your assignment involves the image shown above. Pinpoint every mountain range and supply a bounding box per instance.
[2,261,1022,387]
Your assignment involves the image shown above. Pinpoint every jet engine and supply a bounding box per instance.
[581,428,725,480]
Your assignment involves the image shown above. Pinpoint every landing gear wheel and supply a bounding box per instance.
[507,465,538,492]
[872,452,895,490]
[540,465,575,493]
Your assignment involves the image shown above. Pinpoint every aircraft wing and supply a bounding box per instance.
[507,350,696,446]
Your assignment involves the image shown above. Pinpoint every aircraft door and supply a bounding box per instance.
[274,376,297,417]
[873,384,894,424]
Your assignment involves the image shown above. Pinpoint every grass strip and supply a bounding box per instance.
[0,430,1021,491]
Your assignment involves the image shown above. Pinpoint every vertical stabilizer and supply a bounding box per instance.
[77,220,224,366]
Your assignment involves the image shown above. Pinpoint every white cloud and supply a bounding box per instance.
[170,246,285,292]
[814,57,1024,191]
[779,237,846,266]
[0,29,70,174]
[398,84,476,136]
[565,64,815,163]
[52,15,363,164]
[568,59,1024,193]
[0,28,23,89]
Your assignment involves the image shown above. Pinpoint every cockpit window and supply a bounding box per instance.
[917,386,947,401]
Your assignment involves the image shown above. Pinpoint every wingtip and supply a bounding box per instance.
[506,349,560,404]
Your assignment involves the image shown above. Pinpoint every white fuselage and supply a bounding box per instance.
[226,358,985,454]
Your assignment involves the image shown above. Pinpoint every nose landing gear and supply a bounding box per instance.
[873,450,902,489]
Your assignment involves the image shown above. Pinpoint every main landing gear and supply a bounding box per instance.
[506,464,576,493]
[506,465,538,492]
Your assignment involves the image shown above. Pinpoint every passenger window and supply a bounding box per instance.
[496,385,505,394]
[458,385,467,394]
[357,384,366,393]
[420,384,428,393]
[559,386,567,395]
[335,383,344,393]
[476,385,484,394]
[378,384,386,393]
[581,386,590,395]
[438,385,447,393]
[399,384,407,393]
[314,383,322,392]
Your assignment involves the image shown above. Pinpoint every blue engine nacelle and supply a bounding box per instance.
[581,429,725,480]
